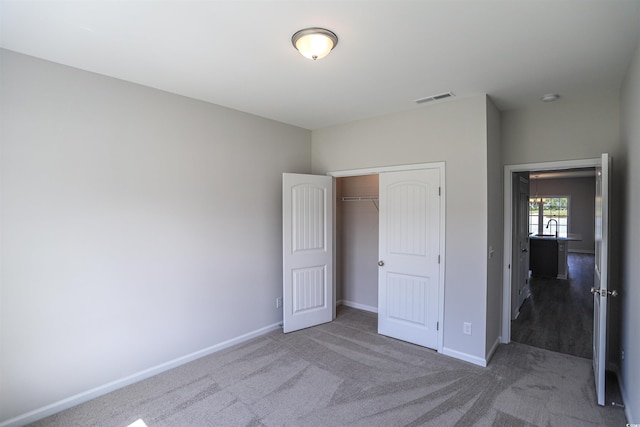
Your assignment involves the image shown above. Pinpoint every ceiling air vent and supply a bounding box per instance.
[414,91,455,104]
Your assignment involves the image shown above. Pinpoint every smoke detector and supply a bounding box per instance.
[541,93,560,103]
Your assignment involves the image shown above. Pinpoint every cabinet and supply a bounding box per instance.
[529,238,558,278]
[557,241,568,279]
[529,237,570,279]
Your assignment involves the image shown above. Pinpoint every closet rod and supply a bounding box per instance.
[339,196,379,202]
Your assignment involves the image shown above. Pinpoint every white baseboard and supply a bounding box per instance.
[0,322,282,427]
[338,299,378,313]
[441,347,488,367]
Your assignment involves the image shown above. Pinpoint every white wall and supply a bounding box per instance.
[0,50,311,423]
[502,93,620,165]
[620,38,640,424]
[485,98,502,358]
[336,175,379,312]
[313,95,490,364]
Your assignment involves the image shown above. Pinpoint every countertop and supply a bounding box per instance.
[529,233,582,241]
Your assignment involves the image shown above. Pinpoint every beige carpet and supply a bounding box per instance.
[30,306,626,426]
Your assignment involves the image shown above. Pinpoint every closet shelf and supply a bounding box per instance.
[339,196,379,202]
[339,196,379,211]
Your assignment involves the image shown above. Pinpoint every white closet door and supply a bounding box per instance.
[377,168,441,349]
[282,173,333,333]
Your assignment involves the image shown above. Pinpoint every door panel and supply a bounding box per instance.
[378,169,440,349]
[513,174,530,318]
[283,173,333,333]
[593,153,610,406]
[386,273,430,324]
[292,266,326,312]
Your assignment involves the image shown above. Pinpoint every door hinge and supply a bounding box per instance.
[437,321,439,331]
[438,187,441,196]
[438,255,440,264]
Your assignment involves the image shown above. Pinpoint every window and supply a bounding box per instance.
[529,196,569,237]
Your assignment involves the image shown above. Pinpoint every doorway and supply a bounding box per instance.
[503,155,612,406]
[330,162,446,352]
[282,163,445,351]
[282,163,445,353]
[511,169,596,358]
[502,158,603,344]
[507,167,597,358]
[336,169,442,349]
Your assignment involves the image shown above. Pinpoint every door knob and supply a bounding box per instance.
[590,287,618,297]
[378,260,385,266]
[521,248,528,253]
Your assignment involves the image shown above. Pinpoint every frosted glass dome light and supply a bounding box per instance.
[292,28,338,60]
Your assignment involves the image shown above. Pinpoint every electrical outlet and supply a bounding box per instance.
[621,350,625,360]
[276,297,283,308]
[463,322,472,335]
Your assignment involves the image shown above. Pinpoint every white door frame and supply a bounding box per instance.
[502,157,601,342]
[328,162,446,352]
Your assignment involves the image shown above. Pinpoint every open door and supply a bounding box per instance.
[282,173,333,333]
[512,173,530,319]
[592,153,610,405]
[377,168,441,349]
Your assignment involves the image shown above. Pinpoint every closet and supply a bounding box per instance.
[284,164,443,350]
[336,174,379,313]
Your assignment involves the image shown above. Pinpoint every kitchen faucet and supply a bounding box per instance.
[546,219,558,238]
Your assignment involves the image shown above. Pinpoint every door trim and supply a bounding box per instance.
[328,162,445,177]
[327,162,446,353]
[502,158,601,343]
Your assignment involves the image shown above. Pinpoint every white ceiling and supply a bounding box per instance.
[2,1,639,130]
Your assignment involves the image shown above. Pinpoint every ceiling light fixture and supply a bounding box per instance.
[291,27,338,60]
[541,93,560,103]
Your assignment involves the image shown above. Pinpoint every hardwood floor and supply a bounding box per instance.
[511,253,594,359]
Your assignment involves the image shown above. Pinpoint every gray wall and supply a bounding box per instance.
[4,39,639,424]
[0,50,311,422]
[313,95,492,365]
[502,93,620,165]
[620,39,640,424]
[485,98,503,358]
[530,177,595,253]
[336,175,379,312]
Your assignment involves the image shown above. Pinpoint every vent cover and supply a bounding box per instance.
[414,91,455,104]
